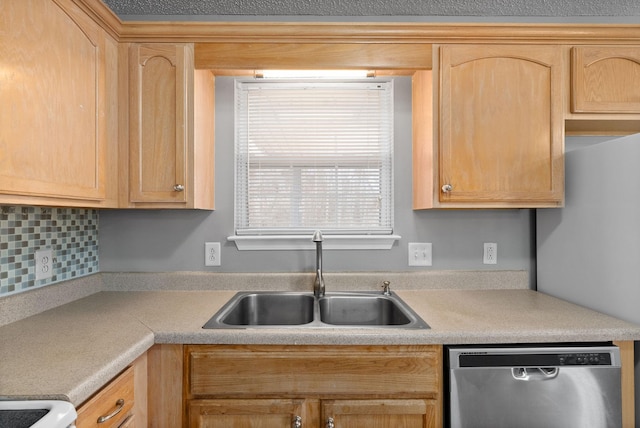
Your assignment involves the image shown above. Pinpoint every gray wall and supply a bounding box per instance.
[537,135,640,427]
[99,77,535,279]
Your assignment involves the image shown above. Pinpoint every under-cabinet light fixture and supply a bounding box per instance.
[256,69,374,79]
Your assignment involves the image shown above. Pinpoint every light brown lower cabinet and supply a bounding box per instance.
[184,344,443,428]
[76,365,135,428]
[76,352,147,428]
[322,399,438,428]
[188,398,437,427]
[148,342,635,427]
[188,398,312,427]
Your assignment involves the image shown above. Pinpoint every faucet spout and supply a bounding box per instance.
[312,230,325,297]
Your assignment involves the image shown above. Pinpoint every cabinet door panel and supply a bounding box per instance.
[322,399,438,428]
[129,43,192,203]
[189,399,311,428]
[0,0,107,202]
[438,44,563,206]
[187,345,440,398]
[572,46,640,113]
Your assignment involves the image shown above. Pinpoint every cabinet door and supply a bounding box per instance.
[322,399,438,428]
[188,399,315,428]
[0,0,112,205]
[572,46,640,113]
[129,43,193,204]
[437,44,564,207]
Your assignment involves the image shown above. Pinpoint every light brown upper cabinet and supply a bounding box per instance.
[414,44,564,209]
[127,43,214,209]
[0,0,118,207]
[572,46,640,113]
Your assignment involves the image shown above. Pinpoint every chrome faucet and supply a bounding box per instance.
[312,230,325,298]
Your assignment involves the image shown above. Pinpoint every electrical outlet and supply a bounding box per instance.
[35,248,53,280]
[483,242,497,265]
[205,242,221,266]
[408,242,432,266]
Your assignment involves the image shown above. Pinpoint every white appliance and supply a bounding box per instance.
[536,133,640,427]
[0,400,77,428]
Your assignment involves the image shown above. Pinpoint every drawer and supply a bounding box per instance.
[186,345,442,399]
[76,365,135,428]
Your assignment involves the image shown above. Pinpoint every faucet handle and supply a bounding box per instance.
[382,281,391,295]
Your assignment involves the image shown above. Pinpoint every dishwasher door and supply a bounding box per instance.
[448,346,622,428]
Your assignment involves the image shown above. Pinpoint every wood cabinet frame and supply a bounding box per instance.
[183,344,443,428]
[571,46,640,113]
[148,342,633,427]
[1,0,119,208]
[565,45,640,135]
[128,43,191,206]
[429,44,565,208]
[121,43,215,209]
[7,1,640,207]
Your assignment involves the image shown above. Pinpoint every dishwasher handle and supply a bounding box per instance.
[511,367,559,381]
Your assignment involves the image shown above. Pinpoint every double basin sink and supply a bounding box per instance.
[203,291,429,329]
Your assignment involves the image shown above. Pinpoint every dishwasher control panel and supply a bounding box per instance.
[558,352,612,366]
[453,346,619,368]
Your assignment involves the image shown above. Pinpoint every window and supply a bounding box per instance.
[230,78,398,250]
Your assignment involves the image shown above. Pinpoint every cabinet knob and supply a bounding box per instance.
[326,417,335,428]
[441,184,453,193]
[173,184,185,192]
[293,415,302,428]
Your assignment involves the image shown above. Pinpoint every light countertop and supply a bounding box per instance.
[1,285,640,406]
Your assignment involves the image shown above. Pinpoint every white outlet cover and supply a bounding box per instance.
[408,242,432,266]
[483,242,497,264]
[35,248,53,280]
[205,242,221,266]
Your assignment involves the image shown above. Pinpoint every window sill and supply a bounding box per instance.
[227,234,401,250]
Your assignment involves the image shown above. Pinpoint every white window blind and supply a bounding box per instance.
[234,79,394,236]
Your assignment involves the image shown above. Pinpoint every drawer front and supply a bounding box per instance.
[76,366,135,428]
[186,345,442,399]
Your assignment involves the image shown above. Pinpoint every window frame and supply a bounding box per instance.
[228,77,401,250]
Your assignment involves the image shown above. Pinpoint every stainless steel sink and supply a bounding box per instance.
[203,292,315,327]
[203,291,429,329]
[319,294,412,326]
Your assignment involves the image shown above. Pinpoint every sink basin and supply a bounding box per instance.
[319,294,411,326]
[203,292,315,327]
[203,291,429,329]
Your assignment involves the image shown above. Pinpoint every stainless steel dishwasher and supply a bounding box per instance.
[447,345,622,428]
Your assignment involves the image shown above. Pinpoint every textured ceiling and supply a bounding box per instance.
[101,0,640,18]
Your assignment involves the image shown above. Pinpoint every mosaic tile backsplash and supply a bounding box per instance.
[0,206,98,295]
